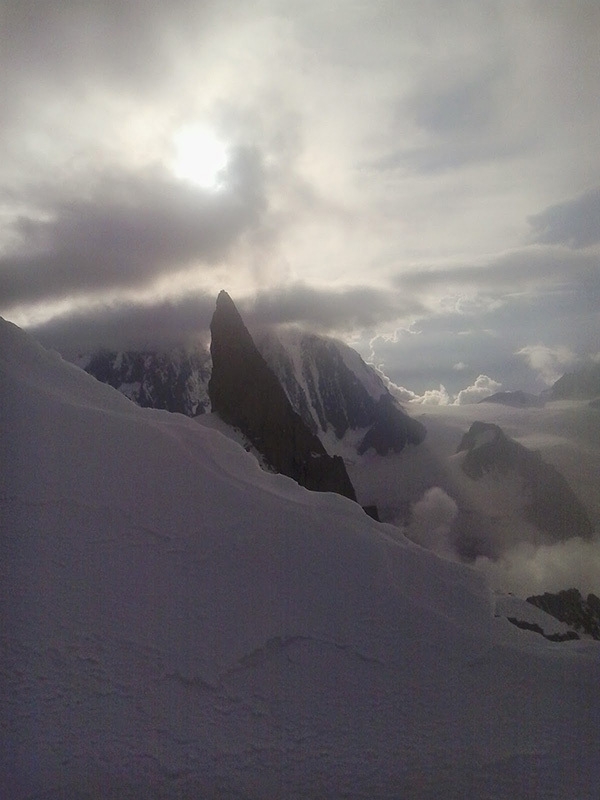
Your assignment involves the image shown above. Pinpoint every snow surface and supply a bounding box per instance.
[2,317,600,799]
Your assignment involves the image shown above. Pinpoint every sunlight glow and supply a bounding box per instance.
[171,125,228,188]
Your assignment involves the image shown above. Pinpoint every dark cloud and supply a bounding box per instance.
[29,292,215,356]
[28,282,418,355]
[528,187,600,248]
[0,148,266,311]
[244,283,422,332]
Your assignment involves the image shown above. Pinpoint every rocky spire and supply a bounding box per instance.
[208,291,357,500]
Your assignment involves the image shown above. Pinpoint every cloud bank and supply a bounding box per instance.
[0,1,598,394]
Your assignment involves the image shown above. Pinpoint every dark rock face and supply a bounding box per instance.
[357,394,427,456]
[208,291,356,500]
[551,362,600,399]
[256,328,426,454]
[297,335,379,438]
[457,421,593,543]
[526,589,600,640]
[84,348,211,416]
[479,390,545,408]
[507,617,580,642]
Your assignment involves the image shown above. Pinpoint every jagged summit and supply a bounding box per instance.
[208,291,357,500]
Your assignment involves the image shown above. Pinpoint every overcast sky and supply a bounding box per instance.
[1,0,599,398]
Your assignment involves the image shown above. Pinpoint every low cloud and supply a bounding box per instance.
[515,344,578,386]
[385,374,501,406]
[246,282,420,332]
[400,487,458,557]
[454,374,501,405]
[475,537,600,598]
[29,292,215,355]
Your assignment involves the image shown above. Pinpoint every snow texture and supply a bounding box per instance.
[1,318,599,799]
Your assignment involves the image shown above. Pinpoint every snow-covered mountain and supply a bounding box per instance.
[3,316,600,799]
[81,346,211,416]
[254,325,426,455]
[79,312,426,460]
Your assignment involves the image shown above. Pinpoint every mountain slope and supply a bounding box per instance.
[551,362,600,400]
[2,317,599,799]
[82,346,211,415]
[255,326,426,454]
[208,291,356,499]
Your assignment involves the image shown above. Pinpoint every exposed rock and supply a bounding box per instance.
[551,362,600,399]
[362,505,380,522]
[83,348,211,416]
[479,390,545,408]
[255,327,426,454]
[589,397,600,410]
[357,393,427,456]
[457,421,593,543]
[526,589,600,640]
[208,291,356,500]
[507,617,580,642]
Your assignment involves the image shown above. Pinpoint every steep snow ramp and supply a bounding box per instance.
[1,318,599,800]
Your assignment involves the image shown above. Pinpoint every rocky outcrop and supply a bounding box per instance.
[208,291,356,500]
[457,421,593,543]
[83,348,211,416]
[357,393,426,456]
[526,589,600,640]
[479,390,545,408]
[506,617,580,642]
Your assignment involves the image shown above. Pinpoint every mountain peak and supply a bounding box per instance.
[208,293,357,500]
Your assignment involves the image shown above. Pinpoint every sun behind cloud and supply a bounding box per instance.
[171,124,228,188]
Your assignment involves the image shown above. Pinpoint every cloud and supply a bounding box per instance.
[1,0,599,403]
[529,187,600,248]
[26,281,419,355]
[396,246,599,296]
[454,374,501,405]
[29,292,215,356]
[391,384,452,406]
[0,150,266,313]
[515,344,578,386]
[383,373,501,406]
[245,283,421,332]
[400,487,458,556]
[475,538,600,598]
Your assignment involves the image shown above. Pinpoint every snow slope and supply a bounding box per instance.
[2,318,599,799]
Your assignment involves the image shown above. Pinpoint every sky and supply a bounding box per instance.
[1,0,599,399]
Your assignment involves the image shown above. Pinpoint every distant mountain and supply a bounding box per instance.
[82,347,211,416]
[551,361,600,399]
[479,390,545,408]
[454,421,593,557]
[79,311,426,460]
[526,589,600,640]
[208,291,357,500]
[255,327,426,455]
